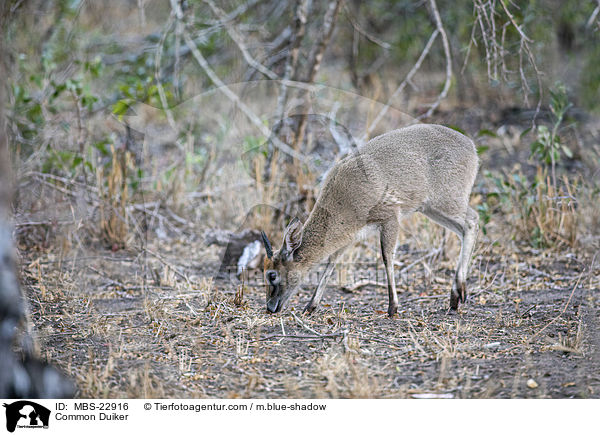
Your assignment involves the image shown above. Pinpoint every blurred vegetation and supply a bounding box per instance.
[1,0,599,250]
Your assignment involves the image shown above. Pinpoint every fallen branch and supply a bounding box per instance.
[342,279,387,292]
[253,332,342,342]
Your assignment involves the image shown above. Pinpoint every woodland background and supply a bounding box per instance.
[0,0,599,398]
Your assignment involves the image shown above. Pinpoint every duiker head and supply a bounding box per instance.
[261,218,303,313]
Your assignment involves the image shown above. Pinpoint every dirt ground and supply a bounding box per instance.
[18,228,599,398]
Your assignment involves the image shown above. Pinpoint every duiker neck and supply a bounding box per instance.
[295,205,355,268]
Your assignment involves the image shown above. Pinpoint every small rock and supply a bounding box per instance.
[527,379,538,389]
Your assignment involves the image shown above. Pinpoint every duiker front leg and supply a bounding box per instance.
[380,217,400,317]
[451,207,478,309]
[304,249,344,314]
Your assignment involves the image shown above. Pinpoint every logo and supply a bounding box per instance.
[3,401,50,433]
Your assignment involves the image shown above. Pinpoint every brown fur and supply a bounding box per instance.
[263,258,273,271]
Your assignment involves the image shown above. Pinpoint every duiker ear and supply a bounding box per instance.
[283,217,303,259]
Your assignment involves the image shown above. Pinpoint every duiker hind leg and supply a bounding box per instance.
[304,248,345,313]
[380,216,400,317]
[421,205,478,310]
[454,207,478,307]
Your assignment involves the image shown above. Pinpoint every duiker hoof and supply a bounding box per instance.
[446,306,459,315]
[303,303,317,314]
[449,292,460,311]
[450,280,467,310]
[387,304,398,318]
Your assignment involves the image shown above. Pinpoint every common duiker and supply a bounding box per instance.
[261,124,479,317]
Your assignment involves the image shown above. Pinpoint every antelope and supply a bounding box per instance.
[260,124,479,317]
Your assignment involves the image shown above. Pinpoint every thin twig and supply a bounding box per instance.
[70,89,86,154]
[265,0,310,180]
[15,220,78,227]
[361,30,439,142]
[343,3,391,49]
[586,1,600,29]
[204,0,279,80]
[253,332,342,342]
[291,312,322,336]
[303,0,343,84]
[155,14,178,134]
[182,26,308,164]
[418,0,453,120]
[144,248,192,285]
[200,0,263,26]
[342,279,387,292]
[395,246,444,275]
[526,271,584,345]
[293,0,343,150]
[499,0,543,122]
[87,265,127,288]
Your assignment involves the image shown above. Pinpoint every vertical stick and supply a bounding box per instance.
[264,0,310,182]
[293,0,342,151]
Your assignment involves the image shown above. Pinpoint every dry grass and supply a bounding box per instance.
[97,146,132,249]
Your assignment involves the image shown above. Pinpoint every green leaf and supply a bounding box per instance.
[112,99,132,120]
[81,95,98,110]
[520,127,532,138]
[445,124,466,135]
[476,145,489,155]
[57,150,75,163]
[72,156,83,169]
[30,74,42,88]
[530,140,542,153]
[477,129,497,138]
[93,140,110,156]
